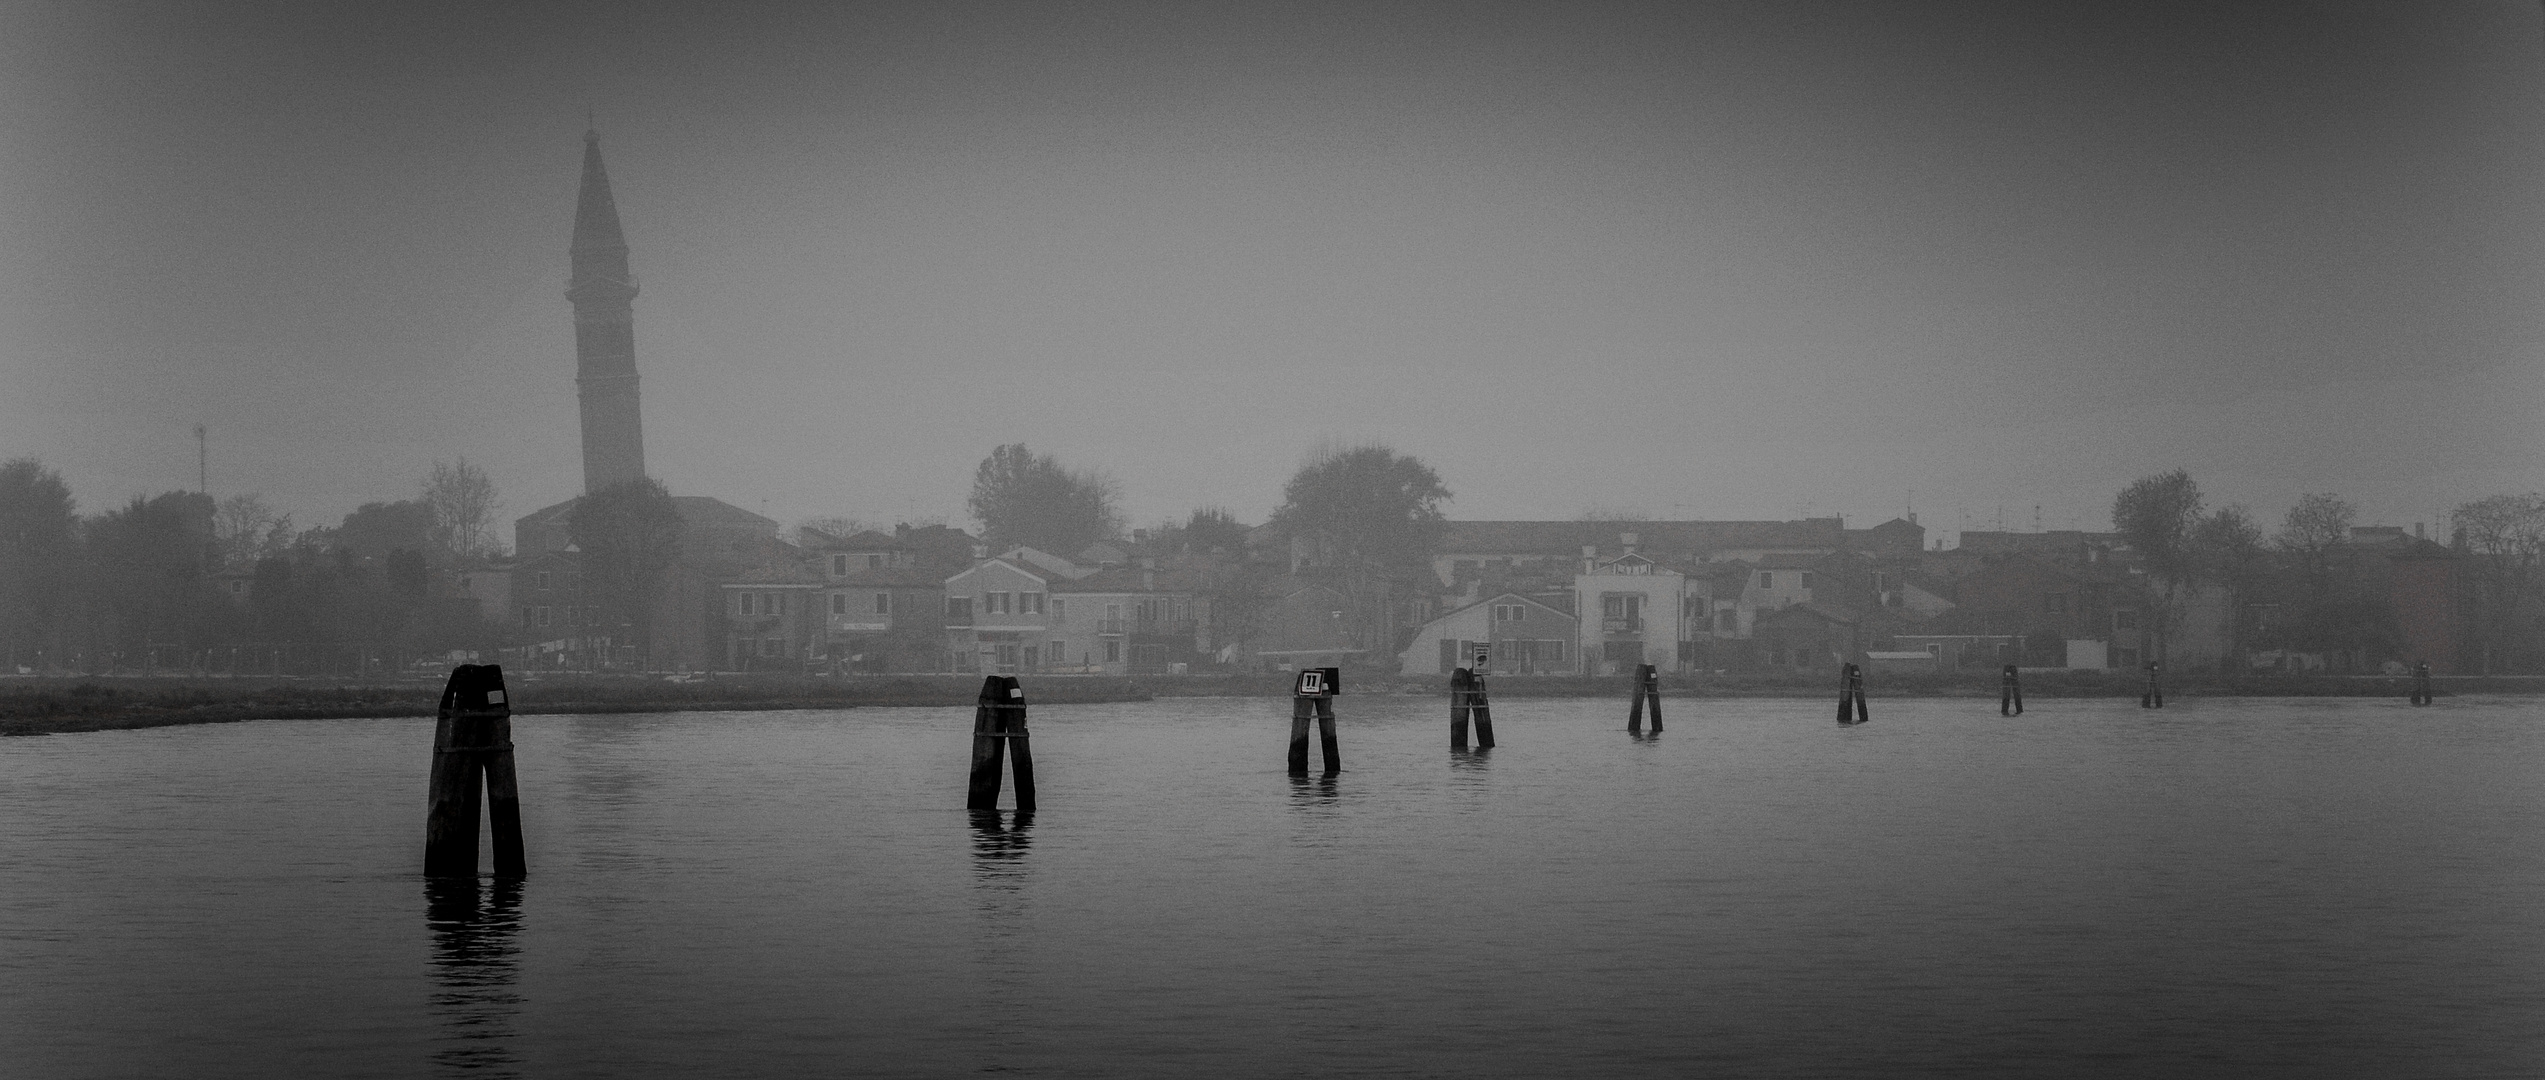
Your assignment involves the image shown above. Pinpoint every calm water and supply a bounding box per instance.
[4,694,2542,1078]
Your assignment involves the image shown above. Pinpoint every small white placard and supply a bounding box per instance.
[486,690,505,704]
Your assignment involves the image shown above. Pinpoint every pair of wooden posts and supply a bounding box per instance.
[967,675,1035,812]
[1836,662,1869,725]
[425,664,526,878]
[2140,661,2164,709]
[2000,664,2024,716]
[1450,666,1496,749]
[2409,661,2434,706]
[1626,663,1663,733]
[1289,667,1342,775]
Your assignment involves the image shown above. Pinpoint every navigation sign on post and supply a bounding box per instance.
[1294,667,1339,698]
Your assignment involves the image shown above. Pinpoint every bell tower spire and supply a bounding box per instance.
[567,128,645,493]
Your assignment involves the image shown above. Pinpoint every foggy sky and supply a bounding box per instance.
[5,1,2542,542]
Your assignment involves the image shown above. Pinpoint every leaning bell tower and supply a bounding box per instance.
[567,129,646,493]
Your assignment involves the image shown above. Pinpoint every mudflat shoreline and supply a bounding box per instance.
[4,669,2532,737]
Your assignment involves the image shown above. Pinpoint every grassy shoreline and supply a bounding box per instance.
[4,669,2533,736]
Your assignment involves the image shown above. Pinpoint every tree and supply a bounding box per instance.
[0,459,78,669]
[2193,505,2268,663]
[2111,469,2204,665]
[86,491,224,668]
[2274,493,2354,578]
[568,478,684,668]
[421,458,502,562]
[1180,506,1251,555]
[214,493,295,572]
[967,444,1122,555]
[335,500,437,560]
[1268,443,1451,655]
[2452,493,2545,673]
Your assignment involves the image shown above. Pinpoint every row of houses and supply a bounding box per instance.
[454,500,2469,676]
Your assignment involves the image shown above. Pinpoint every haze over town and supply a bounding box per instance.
[6,1,2543,542]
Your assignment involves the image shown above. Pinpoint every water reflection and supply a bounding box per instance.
[424,877,523,1077]
[1628,730,1662,744]
[970,809,1035,889]
[1287,774,1340,806]
[1449,747,1493,772]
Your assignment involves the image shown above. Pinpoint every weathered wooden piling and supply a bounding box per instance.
[1450,667,1472,749]
[1836,662,1869,726]
[1289,667,1340,775]
[1469,665,1495,749]
[966,675,1034,812]
[2140,660,2163,709]
[425,664,524,878]
[1626,663,1662,733]
[2410,661,2432,706]
[2000,664,2024,716]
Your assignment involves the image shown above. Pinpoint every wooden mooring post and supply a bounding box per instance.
[2410,661,2433,706]
[1836,662,1869,726]
[2140,661,2164,709]
[966,675,1035,812]
[1289,667,1341,776]
[1626,663,1662,733]
[424,664,525,878]
[2000,664,2024,716]
[1451,650,1497,750]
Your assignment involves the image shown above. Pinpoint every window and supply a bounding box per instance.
[1718,610,1738,633]
[2114,608,2138,631]
[831,593,847,615]
[873,592,891,615]
[1799,572,1814,590]
[1024,592,1044,615]
[1104,640,1121,662]
[948,596,973,621]
[1758,572,1773,589]
[1542,640,1565,663]
[988,591,1010,615]
[536,571,551,590]
[1051,598,1066,622]
[831,554,848,575]
[1050,640,1066,664]
[867,554,883,570]
[536,606,551,627]
[1494,604,1524,623]
[767,592,784,614]
[739,593,754,616]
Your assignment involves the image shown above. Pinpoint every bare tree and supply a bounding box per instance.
[2452,493,2545,673]
[796,516,873,545]
[421,458,502,563]
[214,493,295,572]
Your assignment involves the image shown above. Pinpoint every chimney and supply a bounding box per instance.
[2415,522,2425,540]
[971,543,988,560]
[1582,545,1598,574]
[1620,532,1639,555]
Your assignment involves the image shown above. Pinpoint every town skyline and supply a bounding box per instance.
[5,2,2541,543]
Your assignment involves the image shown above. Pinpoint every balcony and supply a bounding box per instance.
[1602,617,1643,634]
[1098,619,1127,635]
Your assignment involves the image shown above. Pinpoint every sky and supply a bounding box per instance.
[4,0,2543,546]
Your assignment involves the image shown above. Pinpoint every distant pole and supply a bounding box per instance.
[2000,663,2023,716]
[1450,667,1473,749]
[2411,661,2432,706]
[1289,667,1339,775]
[194,424,207,495]
[1628,662,1663,733]
[424,664,524,878]
[1837,662,1869,725]
[2140,660,2163,709]
[966,676,1033,811]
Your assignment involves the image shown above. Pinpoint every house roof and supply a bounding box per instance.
[1424,591,1579,629]
[1439,519,1847,558]
[1755,600,1860,627]
[806,529,904,551]
[1049,564,1209,594]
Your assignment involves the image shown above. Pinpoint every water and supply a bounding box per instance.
[4,695,2542,1078]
